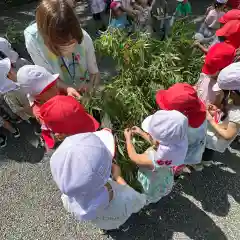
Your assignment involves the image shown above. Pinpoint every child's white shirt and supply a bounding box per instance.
[89,0,105,14]
[61,179,146,230]
[205,9,225,30]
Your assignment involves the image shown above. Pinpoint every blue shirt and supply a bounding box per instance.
[109,14,129,29]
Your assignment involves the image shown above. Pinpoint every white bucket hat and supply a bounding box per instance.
[142,110,188,166]
[216,0,228,3]
[0,37,19,63]
[0,58,19,94]
[50,130,115,221]
[17,65,59,101]
[213,62,240,92]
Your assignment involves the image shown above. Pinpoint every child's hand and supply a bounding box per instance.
[206,109,214,122]
[207,104,219,117]
[193,40,201,47]
[131,126,143,135]
[124,128,132,141]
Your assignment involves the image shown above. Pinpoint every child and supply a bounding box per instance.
[175,0,192,17]
[0,58,34,122]
[204,62,240,160]
[17,65,77,147]
[0,116,20,148]
[0,37,31,71]
[109,1,130,29]
[134,0,153,32]
[196,42,235,107]
[195,0,226,44]
[194,9,240,53]
[50,131,146,230]
[88,0,107,34]
[124,110,188,204]
[39,95,100,141]
[17,65,73,124]
[156,83,207,171]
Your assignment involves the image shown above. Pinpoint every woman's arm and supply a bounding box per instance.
[84,31,101,89]
[207,111,239,140]
[124,129,154,169]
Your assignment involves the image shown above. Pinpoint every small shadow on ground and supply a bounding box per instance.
[0,122,45,164]
[181,149,240,217]
[107,188,227,240]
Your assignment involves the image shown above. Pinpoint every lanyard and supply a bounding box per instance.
[61,53,76,82]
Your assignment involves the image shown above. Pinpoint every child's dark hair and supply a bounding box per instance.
[213,1,226,9]
[220,90,230,121]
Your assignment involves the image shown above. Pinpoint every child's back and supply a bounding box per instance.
[110,13,130,29]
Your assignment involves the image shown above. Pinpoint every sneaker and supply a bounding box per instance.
[190,163,204,172]
[10,118,22,124]
[0,135,7,148]
[12,128,20,138]
[202,161,213,167]
[34,126,41,136]
[2,113,9,121]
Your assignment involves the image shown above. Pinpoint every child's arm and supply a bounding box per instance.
[111,163,127,185]
[207,110,239,140]
[124,128,154,169]
[193,41,208,54]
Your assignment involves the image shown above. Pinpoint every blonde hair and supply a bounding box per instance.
[36,0,83,56]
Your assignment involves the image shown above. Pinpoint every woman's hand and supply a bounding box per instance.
[66,87,81,99]
[112,163,127,185]
[124,128,132,142]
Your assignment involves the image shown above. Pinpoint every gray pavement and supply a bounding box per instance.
[1,0,240,239]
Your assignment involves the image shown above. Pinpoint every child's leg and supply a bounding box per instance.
[0,96,18,121]
[93,12,106,32]
[4,91,33,121]
[2,119,20,138]
[202,148,215,163]
[0,133,7,148]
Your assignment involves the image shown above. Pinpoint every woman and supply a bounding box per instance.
[24,0,100,93]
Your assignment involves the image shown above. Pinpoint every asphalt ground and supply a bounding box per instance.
[2,1,240,239]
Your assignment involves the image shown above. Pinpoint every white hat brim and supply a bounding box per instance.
[93,130,115,157]
[212,83,222,92]
[8,50,18,63]
[141,115,153,134]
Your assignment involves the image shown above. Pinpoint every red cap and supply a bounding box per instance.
[40,95,100,135]
[219,9,240,24]
[226,1,240,10]
[156,83,206,128]
[216,20,240,48]
[110,1,122,10]
[202,42,235,75]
